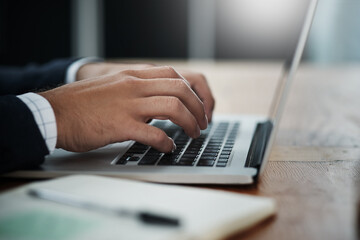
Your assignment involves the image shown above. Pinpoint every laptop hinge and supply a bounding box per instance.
[244,120,273,179]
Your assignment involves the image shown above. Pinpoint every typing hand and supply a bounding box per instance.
[76,62,215,122]
[39,66,213,153]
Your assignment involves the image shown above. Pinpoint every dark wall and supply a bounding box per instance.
[0,0,188,66]
[104,0,189,59]
[0,0,71,66]
[0,0,308,64]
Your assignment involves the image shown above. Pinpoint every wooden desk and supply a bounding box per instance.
[1,61,359,239]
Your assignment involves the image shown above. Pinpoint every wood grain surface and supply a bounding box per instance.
[227,160,360,240]
[1,61,360,240]
[149,60,360,240]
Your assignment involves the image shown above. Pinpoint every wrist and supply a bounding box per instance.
[76,62,109,81]
[66,57,104,83]
[37,90,66,149]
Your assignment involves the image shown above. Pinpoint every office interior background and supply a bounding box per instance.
[0,0,359,66]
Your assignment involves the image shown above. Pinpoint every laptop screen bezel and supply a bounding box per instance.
[258,0,319,175]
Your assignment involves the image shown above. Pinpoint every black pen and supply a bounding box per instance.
[27,188,180,227]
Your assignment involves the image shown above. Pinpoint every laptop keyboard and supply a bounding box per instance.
[116,121,239,167]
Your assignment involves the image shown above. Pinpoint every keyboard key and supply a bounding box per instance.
[128,156,140,162]
[116,157,128,165]
[116,154,134,165]
[146,152,161,157]
[197,160,215,166]
[138,155,159,164]
[208,137,224,141]
[198,155,217,161]
[158,160,177,165]
[217,158,228,163]
[188,142,203,147]
[126,143,149,154]
[216,162,227,167]
[220,150,232,155]
[206,144,222,148]
[219,152,230,158]
[145,148,161,156]
[222,146,233,150]
[182,150,201,155]
[181,153,198,159]
[219,153,230,158]
[187,146,203,150]
[158,154,177,165]
[202,149,220,154]
[176,160,195,166]
[200,153,218,158]
[185,142,197,147]
[138,156,160,165]
[138,148,162,165]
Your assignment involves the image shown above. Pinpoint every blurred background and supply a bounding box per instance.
[0,0,359,66]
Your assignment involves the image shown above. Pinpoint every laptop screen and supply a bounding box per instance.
[268,0,317,122]
[260,0,318,174]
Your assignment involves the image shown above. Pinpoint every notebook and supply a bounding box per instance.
[0,175,276,240]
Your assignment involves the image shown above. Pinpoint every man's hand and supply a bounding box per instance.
[39,66,214,153]
[77,62,215,122]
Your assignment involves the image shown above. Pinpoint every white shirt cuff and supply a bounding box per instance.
[17,93,57,153]
[65,57,103,84]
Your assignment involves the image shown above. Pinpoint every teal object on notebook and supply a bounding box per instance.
[0,209,97,240]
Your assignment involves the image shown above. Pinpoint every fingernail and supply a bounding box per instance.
[208,111,213,123]
[195,125,201,138]
[171,141,177,153]
[205,115,209,127]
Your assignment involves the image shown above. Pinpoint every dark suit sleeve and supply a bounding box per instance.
[0,58,77,95]
[0,95,49,174]
[0,58,78,173]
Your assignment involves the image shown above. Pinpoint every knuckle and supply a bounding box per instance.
[167,97,182,111]
[114,71,125,79]
[120,69,143,78]
[165,65,175,72]
[119,69,135,76]
[122,75,139,85]
[173,79,188,91]
[164,65,178,76]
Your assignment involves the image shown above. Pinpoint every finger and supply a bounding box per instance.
[136,96,201,139]
[129,122,176,153]
[180,71,215,122]
[192,79,215,122]
[123,66,181,79]
[135,78,208,129]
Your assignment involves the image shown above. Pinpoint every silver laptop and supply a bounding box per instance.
[5,0,318,184]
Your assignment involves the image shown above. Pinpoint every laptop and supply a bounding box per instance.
[5,0,318,184]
